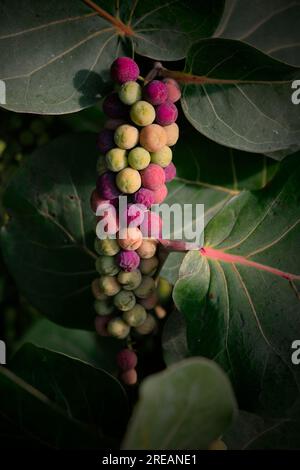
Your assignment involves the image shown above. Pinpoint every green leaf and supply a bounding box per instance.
[0,344,129,449]
[174,154,300,417]
[0,0,224,114]
[224,410,300,449]
[0,133,97,330]
[215,0,300,66]
[16,318,122,375]
[161,122,279,283]
[123,357,237,449]
[162,309,189,366]
[180,38,300,156]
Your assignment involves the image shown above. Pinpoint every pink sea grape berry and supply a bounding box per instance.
[134,188,155,209]
[155,101,178,126]
[164,162,177,182]
[117,250,140,272]
[162,78,181,103]
[111,57,140,84]
[140,163,165,190]
[143,80,168,105]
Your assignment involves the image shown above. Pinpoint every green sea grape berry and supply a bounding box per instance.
[107,317,130,339]
[117,270,142,290]
[150,145,172,168]
[130,100,156,127]
[116,167,141,194]
[94,299,114,316]
[114,124,139,150]
[123,304,147,327]
[95,255,119,276]
[118,81,142,105]
[128,146,151,170]
[113,290,136,311]
[106,148,128,172]
[94,237,120,256]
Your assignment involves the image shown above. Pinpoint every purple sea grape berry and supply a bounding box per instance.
[103,92,128,119]
[111,57,140,84]
[134,188,155,209]
[155,101,178,126]
[152,184,168,204]
[96,128,115,154]
[140,163,165,190]
[105,118,127,131]
[121,369,137,385]
[117,250,140,272]
[97,171,121,200]
[164,162,176,182]
[117,348,138,371]
[143,80,168,105]
[162,78,181,103]
[121,203,146,228]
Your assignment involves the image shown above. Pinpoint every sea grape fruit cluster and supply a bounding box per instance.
[90,57,180,384]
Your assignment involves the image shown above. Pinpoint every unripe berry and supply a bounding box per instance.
[117,250,140,272]
[94,237,120,256]
[113,289,136,311]
[118,227,143,251]
[135,313,156,335]
[130,100,155,127]
[143,80,168,105]
[95,314,112,336]
[111,57,140,84]
[139,124,167,152]
[150,146,172,168]
[140,256,159,276]
[96,155,108,176]
[140,163,165,190]
[134,276,156,299]
[164,123,179,146]
[106,148,128,172]
[118,80,142,105]
[155,305,167,319]
[96,128,115,153]
[156,101,178,126]
[105,118,127,131]
[164,162,177,182]
[162,78,181,103]
[153,184,168,204]
[117,269,142,290]
[121,368,137,385]
[140,291,158,309]
[158,277,173,305]
[99,275,121,296]
[97,172,121,200]
[123,304,147,327]
[95,255,119,276]
[103,92,129,119]
[136,239,157,259]
[140,211,163,238]
[114,124,139,150]
[117,348,138,371]
[107,317,130,339]
[91,278,109,300]
[128,147,151,170]
[134,188,155,208]
[208,440,227,451]
[116,167,141,194]
[94,298,114,316]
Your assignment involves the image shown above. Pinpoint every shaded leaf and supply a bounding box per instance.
[174,154,300,417]
[123,357,237,449]
[162,309,189,366]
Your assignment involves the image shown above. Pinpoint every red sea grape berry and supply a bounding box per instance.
[96,172,121,200]
[155,101,178,126]
[111,57,140,84]
[162,78,181,103]
[140,211,162,238]
[121,369,138,385]
[96,128,115,154]
[95,314,113,337]
[153,184,168,204]
[117,349,138,371]
[143,80,168,105]
[117,250,140,272]
[103,92,128,119]
[164,162,177,182]
[140,163,165,190]
[134,187,155,208]
[90,189,108,214]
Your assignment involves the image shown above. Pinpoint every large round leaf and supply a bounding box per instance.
[123,357,237,449]
[174,154,300,417]
[1,133,97,329]
[0,0,224,113]
[215,0,300,66]
[180,39,300,156]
